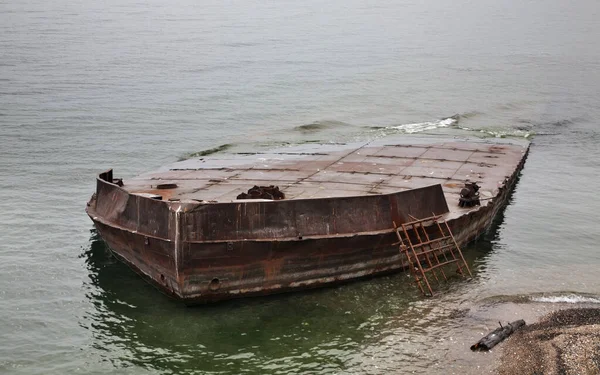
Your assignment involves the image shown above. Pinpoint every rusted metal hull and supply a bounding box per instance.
[86,137,530,304]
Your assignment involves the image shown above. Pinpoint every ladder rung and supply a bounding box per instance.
[410,237,452,247]
[410,243,455,255]
[422,259,460,272]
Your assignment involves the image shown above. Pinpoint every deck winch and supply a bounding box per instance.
[459,182,481,207]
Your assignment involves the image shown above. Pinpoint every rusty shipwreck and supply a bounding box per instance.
[86,135,529,303]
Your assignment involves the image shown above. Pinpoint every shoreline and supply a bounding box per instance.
[432,298,600,375]
[497,307,600,374]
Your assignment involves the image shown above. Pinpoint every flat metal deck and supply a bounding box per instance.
[124,135,529,218]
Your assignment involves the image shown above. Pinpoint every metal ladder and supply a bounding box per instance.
[393,215,472,296]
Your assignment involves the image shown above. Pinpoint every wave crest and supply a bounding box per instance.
[531,294,600,304]
[294,120,350,133]
[388,116,458,133]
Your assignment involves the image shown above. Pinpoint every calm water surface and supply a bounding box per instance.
[1,0,599,374]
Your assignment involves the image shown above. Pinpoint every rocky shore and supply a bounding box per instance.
[498,308,600,375]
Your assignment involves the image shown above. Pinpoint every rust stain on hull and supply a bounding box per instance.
[86,136,530,304]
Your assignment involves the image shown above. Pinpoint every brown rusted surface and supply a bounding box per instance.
[86,135,530,304]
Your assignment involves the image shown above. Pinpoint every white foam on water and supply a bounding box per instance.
[457,126,532,138]
[531,294,600,304]
[389,117,458,133]
[478,129,532,138]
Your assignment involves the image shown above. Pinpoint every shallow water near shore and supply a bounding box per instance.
[1,0,600,373]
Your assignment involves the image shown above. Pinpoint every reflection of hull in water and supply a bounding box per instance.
[83,229,389,374]
[86,135,530,304]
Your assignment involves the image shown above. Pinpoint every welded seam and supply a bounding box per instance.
[293,141,372,186]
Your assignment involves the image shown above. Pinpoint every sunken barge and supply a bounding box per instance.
[86,135,529,303]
